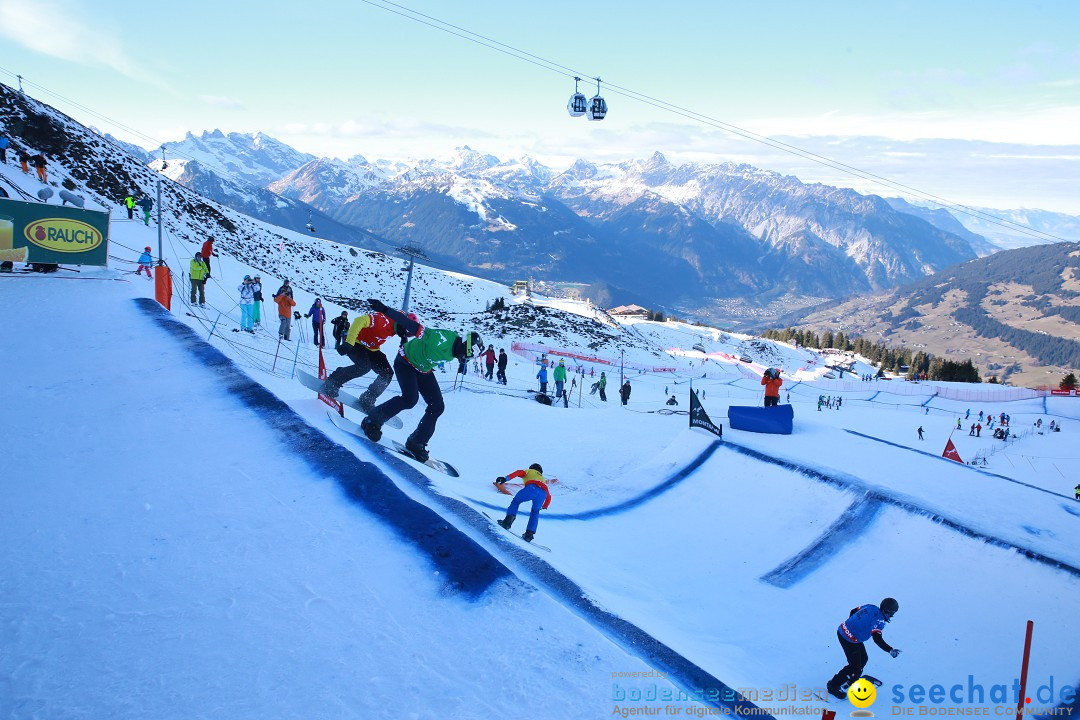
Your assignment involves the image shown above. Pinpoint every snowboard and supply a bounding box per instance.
[298,369,402,429]
[327,412,458,477]
[481,511,550,552]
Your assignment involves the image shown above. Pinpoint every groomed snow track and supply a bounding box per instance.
[136,298,774,718]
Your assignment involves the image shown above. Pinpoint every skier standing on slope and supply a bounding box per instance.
[200,237,220,278]
[359,299,481,463]
[306,298,326,347]
[330,311,350,352]
[494,463,551,543]
[137,195,153,226]
[827,598,901,699]
[321,306,417,408]
[135,246,153,279]
[554,359,567,399]
[496,348,509,385]
[761,368,783,407]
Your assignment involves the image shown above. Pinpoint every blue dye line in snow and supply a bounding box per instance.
[921,392,938,406]
[470,440,723,520]
[868,391,880,401]
[135,298,511,599]
[844,430,1074,501]
[760,494,883,588]
[720,439,1080,580]
[139,299,772,717]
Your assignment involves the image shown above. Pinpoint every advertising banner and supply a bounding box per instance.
[0,197,110,266]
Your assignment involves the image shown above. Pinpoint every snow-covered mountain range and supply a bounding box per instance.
[269,147,979,318]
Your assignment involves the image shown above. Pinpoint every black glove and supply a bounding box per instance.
[304,313,310,318]
[890,648,901,658]
[494,476,507,484]
[367,298,390,314]
[293,311,302,320]
[336,345,348,356]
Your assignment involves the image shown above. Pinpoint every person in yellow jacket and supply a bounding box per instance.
[494,463,551,542]
[124,193,136,220]
[189,252,208,306]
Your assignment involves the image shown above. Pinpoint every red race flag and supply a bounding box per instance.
[942,438,964,463]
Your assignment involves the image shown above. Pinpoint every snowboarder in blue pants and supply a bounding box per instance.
[495,463,551,542]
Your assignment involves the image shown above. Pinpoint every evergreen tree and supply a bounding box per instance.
[1062,373,1078,391]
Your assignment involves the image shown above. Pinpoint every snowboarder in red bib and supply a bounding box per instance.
[322,306,415,409]
[495,463,551,542]
[358,299,481,463]
[827,598,901,699]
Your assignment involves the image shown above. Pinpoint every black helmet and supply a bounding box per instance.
[529,463,543,474]
[880,597,899,619]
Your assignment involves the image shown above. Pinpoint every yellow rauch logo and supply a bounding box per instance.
[25,218,103,253]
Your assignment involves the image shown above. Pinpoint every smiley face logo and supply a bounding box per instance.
[848,678,876,709]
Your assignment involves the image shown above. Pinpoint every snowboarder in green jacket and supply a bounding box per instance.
[360,299,481,463]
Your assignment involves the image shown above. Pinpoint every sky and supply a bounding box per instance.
[3,150,1080,716]
[1,0,1079,213]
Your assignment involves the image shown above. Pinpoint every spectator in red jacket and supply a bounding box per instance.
[482,344,496,380]
[761,368,783,407]
[201,237,220,277]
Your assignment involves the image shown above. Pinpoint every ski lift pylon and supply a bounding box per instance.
[305,210,316,233]
[587,77,607,121]
[567,76,587,117]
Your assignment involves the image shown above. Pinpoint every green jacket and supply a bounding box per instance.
[189,258,208,281]
[402,328,460,372]
[124,196,135,209]
[553,364,567,382]
[599,375,607,389]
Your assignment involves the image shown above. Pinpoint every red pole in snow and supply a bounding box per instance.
[1015,620,1034,720]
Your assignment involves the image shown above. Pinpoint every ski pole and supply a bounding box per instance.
[272,337,282,372]
[208,312,222,341]
[290,335,302,379]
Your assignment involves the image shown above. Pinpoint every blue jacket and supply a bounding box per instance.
[0,137,9,150]
[537,366,548,382]
[839,604,888,644]
[137,251,152,265]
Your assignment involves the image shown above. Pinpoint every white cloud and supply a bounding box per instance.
[0,0,155,83]
[200,95,245,110]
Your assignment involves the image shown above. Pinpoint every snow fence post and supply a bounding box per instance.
[1015,620,1034,720]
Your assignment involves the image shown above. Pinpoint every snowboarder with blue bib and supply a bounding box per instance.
[827,598,901,699]
[495,463,551,543]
